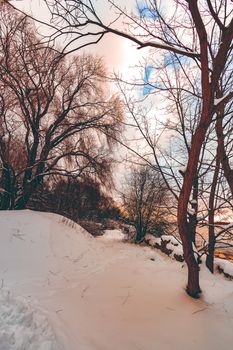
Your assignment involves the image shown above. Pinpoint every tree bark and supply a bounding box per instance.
[178,218,201,298]
[206,146,220,273]
[216,116,233,195]
[189,176,199,245]
[178,121,212,297]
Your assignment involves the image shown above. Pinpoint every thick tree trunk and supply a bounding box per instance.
[176,0,214,298]
[14,175,43,210]
[178,219,201,298]
[187,257,201,298]
[178,127,208,298]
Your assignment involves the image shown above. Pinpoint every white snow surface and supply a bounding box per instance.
[188,208,195,215]
[1,210,233,350]
[215,258,233,277]
[144,233,161,246]
[0,291,63,350]
[160,234,180,245]
[214,95,227,105]
[99,229,126,241]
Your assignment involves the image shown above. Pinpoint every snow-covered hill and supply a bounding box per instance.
[1,210,233,350]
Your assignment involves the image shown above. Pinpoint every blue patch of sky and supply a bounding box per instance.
[143,65,163,96]
[143,65,154,96]
[143,84,154,96]
[136,0,159,19]
[164,52,189,69]
[145,65,153,81]
[142,64,170,96]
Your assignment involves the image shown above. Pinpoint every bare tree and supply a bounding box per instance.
[117,53,233,273]
[0,5,123,209]
[121,165,169,242]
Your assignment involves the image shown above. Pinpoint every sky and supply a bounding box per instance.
[11,0,145,79]
[10,0,171,102]
[10,0,171,179]
[10,0,155,193]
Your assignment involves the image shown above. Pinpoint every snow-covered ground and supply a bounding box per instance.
[1,210,233,350]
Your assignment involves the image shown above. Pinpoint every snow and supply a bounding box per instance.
[99,229,126,241]
[215,258,233,277]
[1,210,233,350]
[179,165,186,173]
[144,233,161,246]
[0,290,62,350]
[161,234,180,246]
[188,208,195,215]
[145,234,183,260]
[147,41,199,57]
[214,96,226,106]
[170,244,184,257]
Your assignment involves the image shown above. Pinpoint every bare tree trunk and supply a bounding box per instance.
[189,176,199,244]
[206,221,216,273]
[0,162,17,210]
[187,255,201,298]
[178,121,211,297]
[206,143,221,272]
[216,117,233,195]
[178,219,201,297]
[135,220,144,242]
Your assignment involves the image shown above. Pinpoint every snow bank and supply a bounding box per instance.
[215,258,233,278]
[0,291,63,350]
[144,234,161,246]
[160,234,180,245]
[144,234,184,261]
[0,210,94,288]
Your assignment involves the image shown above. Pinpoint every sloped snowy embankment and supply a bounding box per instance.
[1,210,233,350]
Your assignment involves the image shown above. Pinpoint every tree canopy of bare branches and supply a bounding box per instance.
[121,165,169,242]
[0,5,124,209]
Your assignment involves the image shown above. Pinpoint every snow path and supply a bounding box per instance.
[1,210,233,350]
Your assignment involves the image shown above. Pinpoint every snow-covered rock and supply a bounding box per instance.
[215,258,233,278]
[144,234,184,261]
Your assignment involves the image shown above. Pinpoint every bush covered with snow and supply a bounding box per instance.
[144,234,184,262]
[215,258,233,279]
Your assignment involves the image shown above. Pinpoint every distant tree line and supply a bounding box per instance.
[28,176,120,223]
